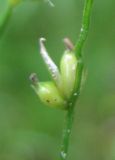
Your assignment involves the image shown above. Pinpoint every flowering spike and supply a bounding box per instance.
[39,38,62,90]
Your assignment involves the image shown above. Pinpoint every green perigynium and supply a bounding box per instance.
[30,37,79,109]
[60,50,77,99]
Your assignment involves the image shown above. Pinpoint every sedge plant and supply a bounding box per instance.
[29,0,94,159]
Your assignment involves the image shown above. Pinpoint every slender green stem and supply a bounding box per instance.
[75,0,94,58]
[0,0,25,38]
[60,61,83,160]
[60,105,74,160]
[0,5,12,37]
[0,0,49,37]
[0,0,26,37]
[60,0,94,160]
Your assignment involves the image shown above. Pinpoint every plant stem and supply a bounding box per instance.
[0,0,24,38]
[0,5,12,37]
[75,0,94,58]
[60,105,74,160]
[60,0,94,160]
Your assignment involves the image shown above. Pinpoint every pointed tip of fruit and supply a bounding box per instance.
[63,38,74,51]
[39,37,46,43]
[39,37,48,57]
[29,73,39,84]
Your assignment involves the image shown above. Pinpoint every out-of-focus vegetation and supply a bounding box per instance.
[0,0,115,160]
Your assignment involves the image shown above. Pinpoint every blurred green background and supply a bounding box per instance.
[0,0,115,160]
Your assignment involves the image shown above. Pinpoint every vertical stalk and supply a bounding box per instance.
[75,0,94,58]
[0,4,12,37]
[60,0,94,160]
[60,105,74,160]
[0,0,24,37]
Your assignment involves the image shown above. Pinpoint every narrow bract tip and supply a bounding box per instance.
[63,38,74,51]
[29,73,39,84]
